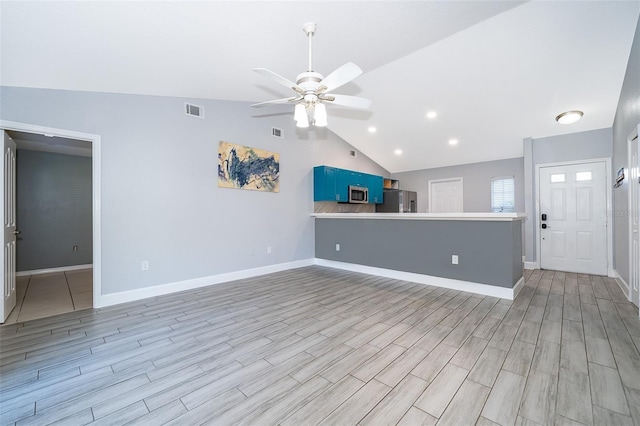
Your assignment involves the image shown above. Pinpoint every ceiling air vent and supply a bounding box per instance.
[271,127,283,138]
[349,150,357,157]
[185,103,204,118]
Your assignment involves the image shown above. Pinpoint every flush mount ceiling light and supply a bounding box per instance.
[252,23,372,128]
[368,127,377,133]
[448,139,459,146]
[426,111,437,119]
[394,149,403,155]
[555,110,583,124]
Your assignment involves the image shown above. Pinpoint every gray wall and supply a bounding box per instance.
[0,86,388,295]
[16,150,93,271]
[524,128,613,263]
[315,218,523,288]
[391,157,525,213]
[612,14,640,285]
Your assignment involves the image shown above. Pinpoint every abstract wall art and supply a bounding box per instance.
[218,141,280,192]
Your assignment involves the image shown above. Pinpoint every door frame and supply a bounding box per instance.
[428,177,464,213]
[535,157,613,277]
[627,123,639,313]
[0,120,102,308]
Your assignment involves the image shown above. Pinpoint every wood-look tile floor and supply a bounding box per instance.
[1,266,639,425]
[4,269,93,325]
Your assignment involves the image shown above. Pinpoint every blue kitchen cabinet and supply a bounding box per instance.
[314,166,339,201]
[314,165,384,204]
[368,175,384,204]
[336,169,352,202]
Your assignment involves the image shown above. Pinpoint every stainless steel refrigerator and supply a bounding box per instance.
[375,189,417,213]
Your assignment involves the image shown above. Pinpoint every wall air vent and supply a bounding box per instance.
[185,103,204,118]
[271,127,283,138]
[349,150,357,157]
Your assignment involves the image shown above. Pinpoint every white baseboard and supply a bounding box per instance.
[314,258,521,300]
[95,259,314,308]
[17,264,93,277]
[512,276,525,299]
[612,270,630,300]
[524,262,539,270]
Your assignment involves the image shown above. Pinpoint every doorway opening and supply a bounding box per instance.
[0,120,101,324]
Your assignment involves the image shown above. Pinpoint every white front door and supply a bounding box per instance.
[1,131,17,323]
[429,178,463,213]
[539,161,608,275]
[629,128,639,310]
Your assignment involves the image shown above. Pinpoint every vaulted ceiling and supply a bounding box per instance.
[2,1,638,172]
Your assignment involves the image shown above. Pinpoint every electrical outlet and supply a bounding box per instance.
[451,255,459,265]
[141,261,149,271]
[335,243,341,251]
[267,246,272,255]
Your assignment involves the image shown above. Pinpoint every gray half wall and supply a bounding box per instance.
[315,218,523,288]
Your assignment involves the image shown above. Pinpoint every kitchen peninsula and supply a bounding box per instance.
[312,212,526,299]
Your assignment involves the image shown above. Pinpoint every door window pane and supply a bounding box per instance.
[576,171,592,181]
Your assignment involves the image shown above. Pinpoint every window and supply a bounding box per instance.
[576,171,592,181]
[491,176,515,213]
[550,173,566,183]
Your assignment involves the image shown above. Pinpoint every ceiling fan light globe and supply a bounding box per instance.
[294,103,307,122]
[315,103,328,127]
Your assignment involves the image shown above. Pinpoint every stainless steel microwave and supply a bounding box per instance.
[348,185,368,203]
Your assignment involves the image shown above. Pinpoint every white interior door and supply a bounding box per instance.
[429,178,463,213]
[629,129,639,310]
[539,162,607,275]
[1,131,17,323]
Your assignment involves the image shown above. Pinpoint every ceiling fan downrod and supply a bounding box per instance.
[303,22,317,72]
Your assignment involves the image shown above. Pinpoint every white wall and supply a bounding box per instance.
[0,86,388,296]
[612,14,640,286]
[391,157,525,213]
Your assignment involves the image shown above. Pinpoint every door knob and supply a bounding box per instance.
[13,230,20,235]
[542,224,548,229]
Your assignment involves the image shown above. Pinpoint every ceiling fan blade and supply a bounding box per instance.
[323,94,372,110]
[318,62,363,92]
[254,68,302,93]
[251,97,301,108]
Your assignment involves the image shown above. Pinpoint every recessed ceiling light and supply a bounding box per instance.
[426,111,437,119]
[368,127,377,133]
[555,110,583,124]
[448,139,458,146]
[394,149,403,155]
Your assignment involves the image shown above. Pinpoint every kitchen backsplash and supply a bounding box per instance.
[314,202,375,213]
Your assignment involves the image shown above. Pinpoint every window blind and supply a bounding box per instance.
[491,177,515,213]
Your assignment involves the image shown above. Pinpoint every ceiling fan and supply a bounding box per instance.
[252,23,372,128]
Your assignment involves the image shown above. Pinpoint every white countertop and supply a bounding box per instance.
[311,212,527,221]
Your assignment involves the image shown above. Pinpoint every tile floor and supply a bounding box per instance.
[0,266,639,425]
[4,269,93,324]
